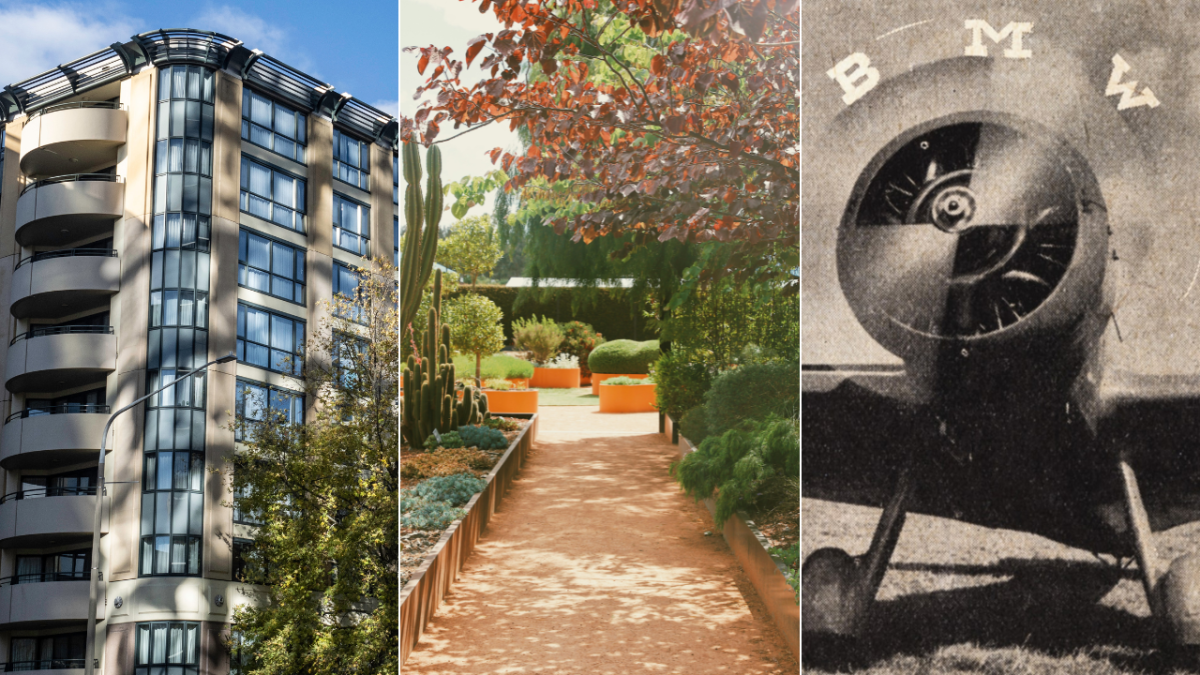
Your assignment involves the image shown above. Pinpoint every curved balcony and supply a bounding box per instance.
[10,249,119,319]
[5,327,116,393]
[0,487,104,548]
[0,406,110,470]
[15,174,124,247]
[0,574,99,628]
[19,102,126,178]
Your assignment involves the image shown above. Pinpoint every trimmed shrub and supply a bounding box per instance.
[651,349,716,417]
[483,378,512,390]
[415,473,489,507]
[451,354,534,380]
[588,339,661,374]
[602,376,651,385]
[457,424,509,450]
[704,361,799,439]
[401,448,493,480]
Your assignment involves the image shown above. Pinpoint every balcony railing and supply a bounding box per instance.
[5,405,110,424]
[3,659,86,671]
[19,173,123,197]
[13,247,116,270]
[0,486,97,505]
[10,325,112,346]
[0,570,89,586]
[25,99,123,122]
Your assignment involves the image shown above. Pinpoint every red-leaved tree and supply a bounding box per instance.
[405,0,798,285]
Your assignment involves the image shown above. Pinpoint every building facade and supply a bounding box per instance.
[0,30,397,673]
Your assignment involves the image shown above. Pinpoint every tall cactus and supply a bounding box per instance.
[402,270,486,447]
[400,141,444,367]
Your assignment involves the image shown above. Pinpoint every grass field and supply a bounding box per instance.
[802,498,1200,674]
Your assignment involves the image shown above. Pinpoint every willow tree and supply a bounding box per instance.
[222,259,398,675]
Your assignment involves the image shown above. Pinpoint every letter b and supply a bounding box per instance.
[827,53,879,105]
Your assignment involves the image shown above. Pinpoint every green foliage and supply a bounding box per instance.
[660,274,799,368]
[424,430,464,450]
[602,376,651,385]
[443,293,506,382]
[445,170,509,220]
[512,315,564,365]
[457,424,509,450]
[704,361,799,440]
[451,353,534,380]
[435,215,504,286]
[650,349,716,417]
[404,498,467,530]
[560,321,604,378]
[447,285,654,342]
[770,542,800,604]
[414,473,488,507]
[484,416,522,432]
[587,339,660,374]
[673,416,799,527]
[483,378,512,390]
[678,406,709,446]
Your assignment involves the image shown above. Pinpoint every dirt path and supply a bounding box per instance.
[404,406,797,674]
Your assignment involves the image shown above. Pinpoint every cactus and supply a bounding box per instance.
[402,270,486,447]
[400,141,444,367]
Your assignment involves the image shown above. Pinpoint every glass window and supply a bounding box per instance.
[135,622,200,675]
[238,230,306,304]
[332,193,370,255]
[11,632,85,671]
[229,630,259,675]
[393,153,399,204]
[394,217,400,266]
[240,157,306,231]
[235,380,304,441]
[333,128,370,190]
[233,484,263,526]
[333,263,366,323]
[241,90,307,163]
[13,550,89,584]
[140,448,204,577]
[237,303,304,375]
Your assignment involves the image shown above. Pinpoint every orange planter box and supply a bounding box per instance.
[598,382,657,413]
[529,367,580,389]
[591,372,648,395]
[483,389,539,414]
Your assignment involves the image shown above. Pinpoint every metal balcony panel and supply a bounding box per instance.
[0,412,109,469]
[10,254,120,319]
[5,332,116,393]
[19,106,126,177]
[0,578,101,628]
[0,493,105,548]
[15,178,124,247]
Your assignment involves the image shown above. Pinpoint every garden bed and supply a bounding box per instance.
[670,428,799,662]
[400,413,539,663]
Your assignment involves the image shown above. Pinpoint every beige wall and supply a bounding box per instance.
[370,142,395,265]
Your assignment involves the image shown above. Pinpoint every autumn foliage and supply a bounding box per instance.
[405,0,798,278]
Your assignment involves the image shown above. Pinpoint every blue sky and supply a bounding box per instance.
[0,0,397,115]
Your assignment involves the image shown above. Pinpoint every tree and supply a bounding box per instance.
[223,259,398,675]
[443,293,507,382]
[435,215,504,287]
[405,0,799,290]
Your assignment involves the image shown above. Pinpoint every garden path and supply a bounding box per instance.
[404,405,797,674]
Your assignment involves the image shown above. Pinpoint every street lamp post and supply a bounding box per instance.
[84,353,236,675]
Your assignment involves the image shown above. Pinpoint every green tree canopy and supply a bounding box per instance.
[443,292,506,383]
[435,215,504,287]
[224,259,397,675]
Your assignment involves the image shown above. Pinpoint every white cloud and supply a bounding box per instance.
[371,98,399,118]
[189,4,317,76]
[0,4,136,86]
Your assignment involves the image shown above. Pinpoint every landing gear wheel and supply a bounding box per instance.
[1159,552,1200,671]
[801,548,867,670]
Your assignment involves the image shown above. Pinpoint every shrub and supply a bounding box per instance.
[404,500,467,530]
[543,353,579,369]
[484,416,522,432]
[415,473,489,507]
[651,349,716,417]
[704,361,799,439]
[424,431,464,450]
[483,378,512,390]
[770,542,800,603]
[447,285,652,342]
[451,354,534,379]
[678,406,708,445]
[673,416,798,526]
[561,321,604,378]
[602,376,651,385]
[401,448,493,480]
[457,424,509,450]
[587,339,660,374]
[513,315,564,364]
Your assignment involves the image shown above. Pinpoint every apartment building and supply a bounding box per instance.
[0,30,397,673]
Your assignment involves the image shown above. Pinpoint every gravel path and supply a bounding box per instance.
[404,407,797,674]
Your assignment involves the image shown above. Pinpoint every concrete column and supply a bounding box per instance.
[307,117,333,257]
[370,143,395,265]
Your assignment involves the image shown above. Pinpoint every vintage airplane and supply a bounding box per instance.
[802,0,1200,666]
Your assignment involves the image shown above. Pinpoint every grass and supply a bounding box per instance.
[451,353,534,380]
[535,387,598,406]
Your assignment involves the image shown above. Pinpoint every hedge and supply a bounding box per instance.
[446,285,654,344]
[588,339,661,374]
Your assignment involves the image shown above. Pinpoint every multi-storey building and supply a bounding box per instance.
[0,30,397,673]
